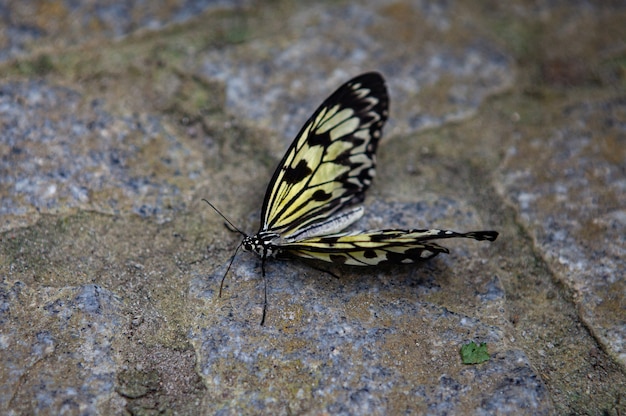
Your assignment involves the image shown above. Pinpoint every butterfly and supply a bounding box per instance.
[206,72,498,325]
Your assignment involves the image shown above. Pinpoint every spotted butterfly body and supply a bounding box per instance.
[221,72,498,324]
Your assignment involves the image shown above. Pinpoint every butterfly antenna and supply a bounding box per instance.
[219,241,242,298]
[202,199,247,237]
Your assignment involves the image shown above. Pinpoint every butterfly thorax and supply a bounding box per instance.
[242,231,281,259]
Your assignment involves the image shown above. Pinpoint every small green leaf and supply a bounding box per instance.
[460,341,490,364]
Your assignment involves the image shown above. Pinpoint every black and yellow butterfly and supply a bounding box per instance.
[208,72,498,324]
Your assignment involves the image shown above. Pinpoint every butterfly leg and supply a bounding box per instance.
[260,258,268,326]
[304,261,341,279]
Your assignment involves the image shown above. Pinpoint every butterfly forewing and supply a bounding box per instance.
[259,72,388,239]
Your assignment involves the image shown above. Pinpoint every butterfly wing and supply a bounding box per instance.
[281,229,499,266]
[259,72,388,239]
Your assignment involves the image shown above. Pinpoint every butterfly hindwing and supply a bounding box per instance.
[259,72,388,239]
[281,229,499,266]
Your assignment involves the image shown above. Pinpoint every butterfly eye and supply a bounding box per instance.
[241,236,253,252]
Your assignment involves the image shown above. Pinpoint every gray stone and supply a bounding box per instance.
[1,0,625,414]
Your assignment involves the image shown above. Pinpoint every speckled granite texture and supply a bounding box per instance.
[1,1,625,414]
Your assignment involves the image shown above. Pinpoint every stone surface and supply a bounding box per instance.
[0,282,126,414]
[496,97,626,367]
[1,0,625,414]
[0,0,252,62]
